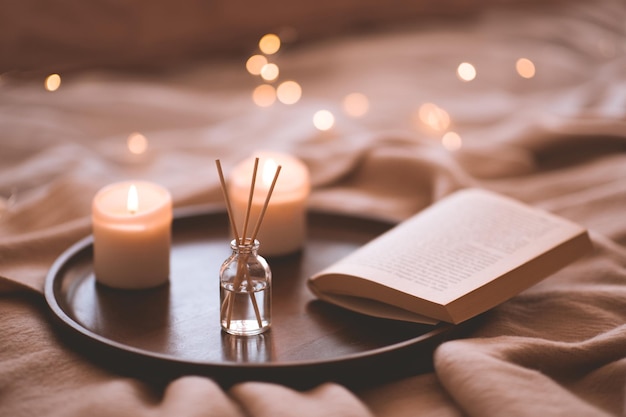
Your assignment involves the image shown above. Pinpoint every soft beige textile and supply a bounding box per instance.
[0,0,555,73]
[1,0,625,415]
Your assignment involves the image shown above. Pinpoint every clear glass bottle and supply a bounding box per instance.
[220,238,271,336]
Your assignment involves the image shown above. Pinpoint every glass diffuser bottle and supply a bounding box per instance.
[220,238,271,335]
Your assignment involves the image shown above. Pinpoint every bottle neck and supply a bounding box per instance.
[230,238,260,256]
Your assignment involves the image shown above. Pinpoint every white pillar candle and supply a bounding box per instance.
[229,151,310,257]
[92,180,172,289]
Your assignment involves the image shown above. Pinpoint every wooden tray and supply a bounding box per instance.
[44,206,461,389]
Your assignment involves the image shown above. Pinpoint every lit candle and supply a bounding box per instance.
[229,151,310,257]
[92,180,172,289]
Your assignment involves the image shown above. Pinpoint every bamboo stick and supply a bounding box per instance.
[250,165,282,243]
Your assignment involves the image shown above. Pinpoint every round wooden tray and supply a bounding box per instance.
[44,206,458,389]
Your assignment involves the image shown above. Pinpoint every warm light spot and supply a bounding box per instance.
[342,93,369,118]
[45,74,61,91]
[252,84,276,107]
[313,110,335,131]
[127,132,148,155]
[276,80,302,105]
[260,63,279,82]
[456,62,476,82]
[261,158,279,186]
[418,103,450,132]
[442,131,462,151]
[516,58,536,79]
[127,185,139,214]
[259,34,281,55]
[246,54,268,75]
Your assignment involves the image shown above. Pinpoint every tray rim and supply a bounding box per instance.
[44,205,454,372]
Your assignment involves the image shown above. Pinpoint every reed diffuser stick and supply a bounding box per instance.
[241,162,281,329]
[240,157,259,246]
[216,160,242,325]
[236,157,263,327]
[215,160,240,243]
[250,165,282,243]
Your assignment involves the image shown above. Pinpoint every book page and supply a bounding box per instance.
[315,189,585,305]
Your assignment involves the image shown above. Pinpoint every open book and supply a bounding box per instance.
[307,188,592,325]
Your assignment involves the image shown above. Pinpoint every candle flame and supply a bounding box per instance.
[262,159,279,186]
[127,184,139,214]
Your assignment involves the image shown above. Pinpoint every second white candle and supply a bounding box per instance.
[229,151,310,257]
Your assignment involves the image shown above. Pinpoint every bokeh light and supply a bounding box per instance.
[252,84,277,107]
[246,55,268,75]
[516,58,536,79]
[456,62,476,82]
[259,34,281,55]
[342,93,369,117]
[276,81,302,105]
[313,110,335,131]
[417,103,450,132]
[260,63,280,82]
[442,131,462,151]
[127,132,148,155]
[45,74,61,91]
